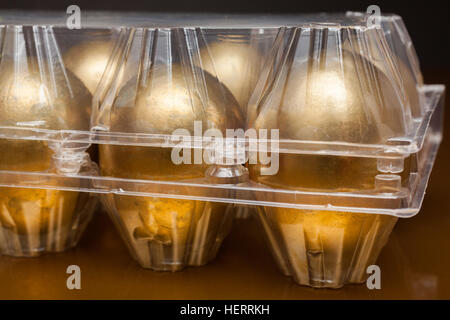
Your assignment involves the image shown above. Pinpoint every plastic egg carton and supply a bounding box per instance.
[0,11,444,288]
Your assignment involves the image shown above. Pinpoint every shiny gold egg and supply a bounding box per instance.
[0,63,91,132]
[99,65,243,269]
[109,64,243,135]
[249,53,405,286]
[372,54,422,118]
[101,64,243,179]
[252,54,406,143]
[341,36,422,118]
[249,53,406,191]
[63,40,115,163]
[0,60,91,256]
[0,58,91,171]
[64,40,114,95]
[250,53,408,190]
[0,63,91,171]
[200,41,262,115]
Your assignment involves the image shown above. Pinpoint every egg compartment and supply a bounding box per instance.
[101,194,236,271]
[250,92,442,288]
[244,18,443,287]
[88,25,259,270]
[0,23,111,257]
[257,207,398,288]
[94,160,251,270]
[251,115,443,288]
[0,145,99,257]
[93,145,251,271]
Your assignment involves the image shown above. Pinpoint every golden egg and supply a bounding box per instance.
[63,40,115,163]
[249,52,405,286]
[0,58,91,169]
[99,64,243,269]
[101,64,243,179]
[250,53,408,191]
[0,60,91,256]
[252,54,406,143]
[200,41,262,115]
[371,54,422,118]
[0,140,51,172]
[108,64,243,134]
[0,64,91,171]
[0,63,91,132]
[64,40,114,95]
[341,36,422,118]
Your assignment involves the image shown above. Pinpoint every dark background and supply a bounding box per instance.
[0,0,449,70]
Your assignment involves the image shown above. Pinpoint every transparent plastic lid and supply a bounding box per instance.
[0,12,440,156]
[0,11,444,217]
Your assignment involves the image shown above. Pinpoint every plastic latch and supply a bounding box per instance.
[205,165,249,185]
[51,150,90,175]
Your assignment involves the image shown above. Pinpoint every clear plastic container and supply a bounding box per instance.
[0,22,104,256]
[0,11,444,287]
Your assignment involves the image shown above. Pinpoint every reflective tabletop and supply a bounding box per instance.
[0,70,449,300]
